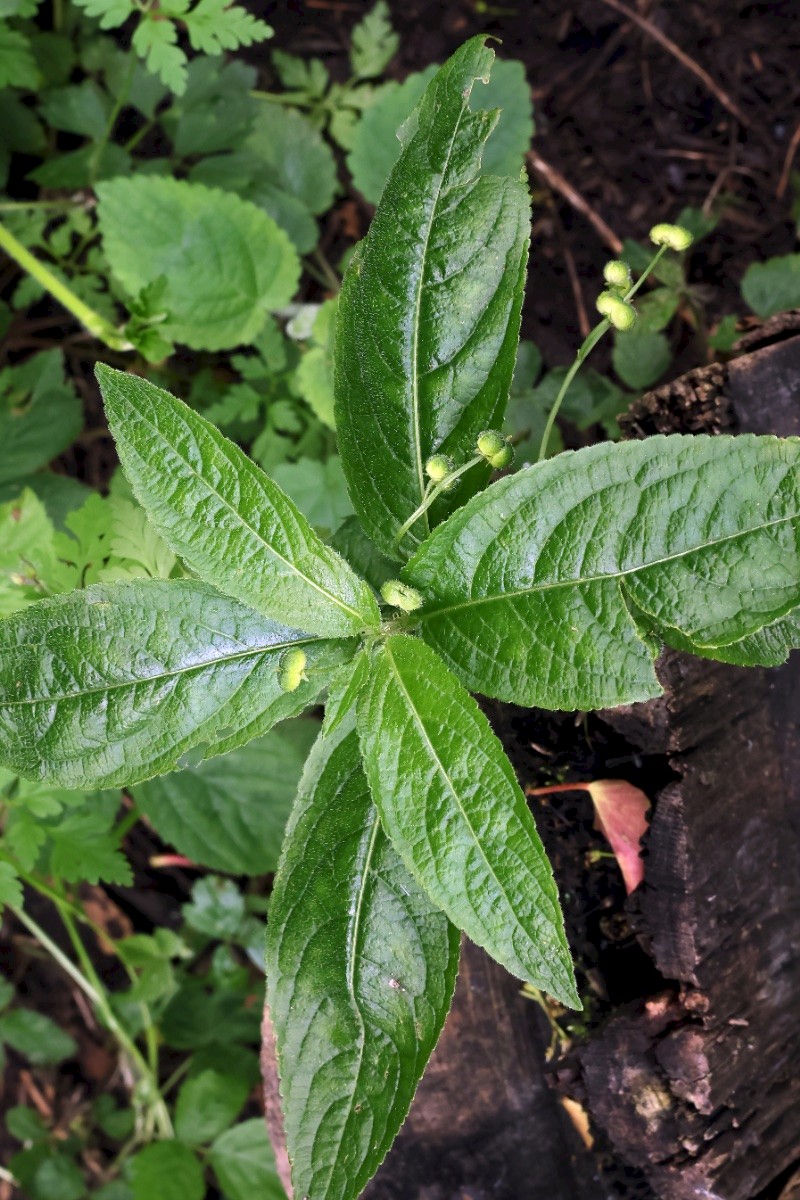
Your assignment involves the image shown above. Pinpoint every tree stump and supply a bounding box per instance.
[262,323,800,1199]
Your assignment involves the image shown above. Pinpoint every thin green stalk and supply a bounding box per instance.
[0,222,132,351]
[0,199,78,213]
[90,55,137,184]
[12,901,172,1140]
[250,89,312,106]
[57,903,173,1139]
[123,117,156,155]
[394,455,483,546]
[537,320,610,462]
[536,243,669,462]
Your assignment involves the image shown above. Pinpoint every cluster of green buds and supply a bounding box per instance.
[595,222,693,333]
[476,429,514,470]
[278,647,308,693]
[596,257,636,331]
[381,579,423,613]
[425,453,458,491]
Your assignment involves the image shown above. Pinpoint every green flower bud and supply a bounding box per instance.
[476,429,514,469]
[278,647,308,693]
[602,260,632,292]
[425,453,456,484]
[381,579,423,612]
[648,223,693,252]
[476,429,506,459]
[596,290,636,332]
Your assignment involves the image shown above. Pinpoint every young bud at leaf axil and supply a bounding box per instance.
[602,260,632,292]
[596,291,637,332]
[424,453,459,490]
[476,430,515,470]
[380,580,423,612]
[648,223,694,252]
[278,647,308,693]
[425,453,455,483]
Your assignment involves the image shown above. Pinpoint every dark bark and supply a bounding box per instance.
[579,327,800,1199]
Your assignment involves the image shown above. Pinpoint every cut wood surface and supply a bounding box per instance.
[262,327,800,1199]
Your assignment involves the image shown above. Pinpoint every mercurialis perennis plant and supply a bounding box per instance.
[1,38,799,1200]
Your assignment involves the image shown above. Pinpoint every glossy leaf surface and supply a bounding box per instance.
[357,635,578,1005]
[406,434,800,710]
[267,721,459,1200]
[98,366,379,638]
[335,37,530,559]
[0,579,345,788]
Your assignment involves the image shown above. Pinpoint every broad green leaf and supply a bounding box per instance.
[270,457,353,534]
[0,490,58,616]
[97,177,300,350]
[346,66,436,205]
[0,578,347,789]
[245,106,338,218]
[336,38,531,559]
[184,876,245,940]
[322,650,369,739]
[130,1141,204,1200]
[267,721,459,1200]
[0,1009,76,1064]
[208,1120,285,1200]
[405,434,800,711]
[741,252,800,318]
[0,349,82,486]
[347,58,533,205]
[162,58,257,157]
[38,80,110,139]
[358,636,577,1004]
[98,367,379,638]
[612,329,672,391]
[329,515,395,593]
[175,1068,249,1146]
[134,721,316,875]
[650,603,800,669]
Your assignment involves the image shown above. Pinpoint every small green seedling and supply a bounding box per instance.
[1,39,799,1200]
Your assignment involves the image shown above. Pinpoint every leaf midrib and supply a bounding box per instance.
[384,640,535,960]
[406,83,475,529]
[1,635,321,708]
[124,400,368,628]
[415,510,799,621]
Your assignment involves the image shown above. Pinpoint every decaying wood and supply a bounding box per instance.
[582,328,800,1199]
[262,327,800,1200]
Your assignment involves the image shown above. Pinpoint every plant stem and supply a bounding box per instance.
[11,902,172,1139]
[123,117,156,154]
[57,904,173,1139]
[250,89,312,106]
[0,199,79,213]
[537,320,610,462]
[90,55,137,185]
[536,243,669,461]
[0,222,132,352]
[394,455,483,546]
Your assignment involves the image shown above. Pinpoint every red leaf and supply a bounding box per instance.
[526,779,650,893]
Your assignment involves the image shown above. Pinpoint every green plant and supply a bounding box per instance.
[2,36,800,1200]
